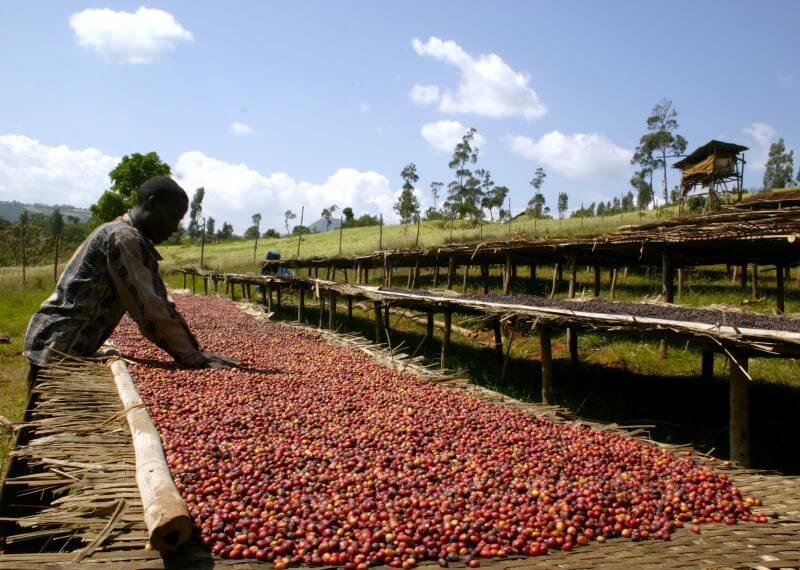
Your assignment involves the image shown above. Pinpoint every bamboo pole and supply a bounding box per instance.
[462,264,470,293]
[549,263,560,298]
[776,263,785,314]
[426,311,434,342]
[503,255,513,294]
[593,265,601,297]
[328,291,337,330]
[492,318,503,362]
[752,264,760,299]
[109,359,191,553]
[446,257,455,290]
[610,268,618,300]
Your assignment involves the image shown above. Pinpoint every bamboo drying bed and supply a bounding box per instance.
[1,302,800,568]
[263,209,800,270]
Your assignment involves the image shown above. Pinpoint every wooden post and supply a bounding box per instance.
[740,264,747,291]
[539,326,554,405]
[701,350,714,381]
[529,265,537,293]
[356,262,363,284]
[426,311,434,341]
[261,284,268,308]
[383,302,390,330]
[407,265,413,288]
[662,253,674,303]
[412,257,420,289]
[752,264,759,298]
[462,264,470,293]
[567,260,577,299]
[440,310,452,369]
[265,284,273,311]
[372,302,383,343]
[549,263,560,298]
[481,264,490,295]
[503,254,513,294]
[492,318,503,362]
[609,268,618,300]
[593,265,601,297]
[318,291,326,328]
[364,267,370,284]
[776,263,785,314]
[387,264,394,288]
[297,286,305,322]
[446,256,455,290]
[346,296,353,322]
[432,262,440,288]
[328,291,337,330]
[276,287,282,309]
[677,268,685,300]
[192,274,197,294]
[729,352,750,467]
[203,276,208,295]
[241,283,247,300]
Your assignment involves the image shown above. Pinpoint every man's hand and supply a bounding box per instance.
[199,351,239,369]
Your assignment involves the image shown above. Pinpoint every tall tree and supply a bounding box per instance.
[284,209,296,235]
[429,181,443,211]
[218,222,234,240]
[251,212,262,262]
[206,217,216,241]
[557,192,569,222]
[90,152,171,227]
[632,99,687,205]
[762,138,795,190]
[341,207,354,226]
[482,184,508,222]
[321,204,338,231]
[527,168,547,218]
[187,187,205,240]
[446,128,482,220]
[50,208,64,282]
[395,163,421,225]
[630,169,654,210]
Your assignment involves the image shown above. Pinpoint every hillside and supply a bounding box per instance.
[0,200,90,223]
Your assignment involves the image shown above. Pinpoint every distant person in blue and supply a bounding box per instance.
[256,251,292,293]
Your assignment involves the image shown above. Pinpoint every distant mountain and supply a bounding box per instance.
[0,201,90,222]
[306,217,342,233]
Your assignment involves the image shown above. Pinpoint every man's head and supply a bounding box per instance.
[131,176,189,244]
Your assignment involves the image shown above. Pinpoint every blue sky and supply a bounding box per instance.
[1,1,798,232]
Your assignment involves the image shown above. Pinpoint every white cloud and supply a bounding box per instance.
[420,120,486,152]
[0,134,118,207]
[174,151,396,232]
[410,37,546,120]
[508,131,632,180]
[229,122,254,136]
[409,84,441,106]
[742,122,776,169]
[69,7,193,64]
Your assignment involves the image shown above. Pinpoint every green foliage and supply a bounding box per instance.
[291,225,311,236]
[632,99,687,205]
[187,187,205,240]
[50,208,64,236]
[557,192,569,219]
[630,169,654,209]
[341,208,354,224]
[263,228,280,238]
[217,222,234,240]
[90,151,171,227]
[445,128,483,221]
[206,217,216,239]
[320,204,338,232]
[763,138,795,191]
[395,163,421,225]
[244,225,260,239]
[284,210,297,235]
[527,192,546,218]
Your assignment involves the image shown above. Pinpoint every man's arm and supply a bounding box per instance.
[106,230,208,367]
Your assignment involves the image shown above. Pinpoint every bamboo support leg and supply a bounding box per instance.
[182,273,187,289]
[192,274,196,293]
[203,276,208,295]
[610,268,618,300]
[752,264,760,298]
[568,261,577,299]
[446,257,455,290]
[265,285,273,311]
[529,265,537,293]
[729,353,750,467]
[426,311,434,341]
[328,291,337,330]
[462,264,470,293]
[549,263,560,298]
[373,302,384,343]
[540,326,554,405]
[276,287,282,309]
[440,311,452,369]
[567,328,578,367]
[412,258,420,289]
[776,263,785,314]
[701,350,714,381]
[677,268,684,299]
[346,296,353,321]
[593,265,601,297]
[740,264,747,290]
[503,255,513,294]
[492,318,503,362]
[481,264,489,295]
[297,286,305,322]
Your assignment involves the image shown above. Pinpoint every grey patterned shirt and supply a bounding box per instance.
[24,213,204,367]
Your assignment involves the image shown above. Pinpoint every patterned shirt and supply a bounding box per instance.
[24,213,204,367]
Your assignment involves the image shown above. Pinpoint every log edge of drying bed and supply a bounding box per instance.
[108,357,192,553]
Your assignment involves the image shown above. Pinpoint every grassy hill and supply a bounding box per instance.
[159,209,659,274]
[0,200,90,223]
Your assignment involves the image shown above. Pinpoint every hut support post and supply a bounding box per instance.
[593,265,601,297]
[752,265,760,299]
[446,257,455,290]
[440,310,452,369]
[729,352,750,467]
[550,263,560,298]
[677,268,685,299]
[412,258,421,289]
[568,259,577,298]
[610,268,618,300]
[503,255,513,294]
[529,264,537,292]
[740,264,747,290]
[346,296,353,322]
[776,263,785,314]
[481,264,490,295]
[462,264,470,293]
[539,326,554,405]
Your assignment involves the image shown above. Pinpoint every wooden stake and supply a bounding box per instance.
[440,310,452,369]
[677,268,685,299]
[328,291,337,330]
[549,263,560,298]
[701,350,714,381]
[662,253,674,303]
[539,326,554,405]
[503,254,513,294]
[529,264,537,292]
[568,260,577,299]
[729,352,750,467]
[373,301,383,343]
[752,264,759,298]
[776,263,785,314]
[276,286,282,309]
[462,264,470,293]
[446,256,455,290]
[432,263,439,288]
[412,257,420,289]
[740,264,747,290]
[297,286,305,322]
[567,328,578,367]
[593,265,601,297]
[426,311,434,341]
[609,268,618,300]
[492,318,503,362]
[346,296,353,322]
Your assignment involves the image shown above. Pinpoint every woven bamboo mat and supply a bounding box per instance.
[1,304,799,568]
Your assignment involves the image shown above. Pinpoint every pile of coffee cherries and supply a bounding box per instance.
[112,294,763,568]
